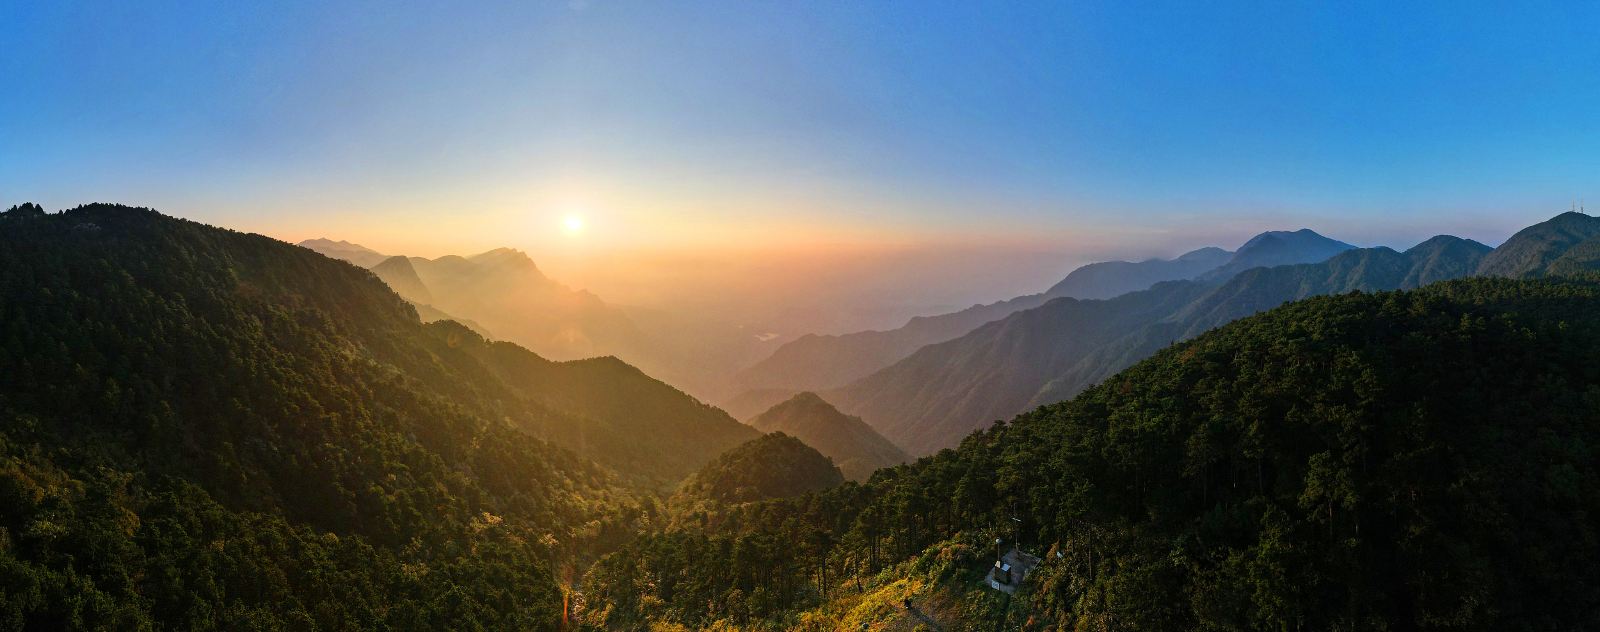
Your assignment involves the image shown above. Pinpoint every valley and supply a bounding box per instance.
[7,202,1600,630]
[10,5,1600,629]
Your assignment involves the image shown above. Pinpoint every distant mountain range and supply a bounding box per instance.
[430,320,759,487]
[10,201,1597,629]
[301,239,785,400]
[0,203,679,625]
[588,273,1600,630]
[297,237,390,267]
[727,227,1354,420]
[747,392,909,481]
[1197,228,1355,281]
[1045,246,1233,298]
[822,214,1591,455]
[729,292,1056,395]
[300,212,1600,463]
[370,255,434,304]
[719,387,804,420]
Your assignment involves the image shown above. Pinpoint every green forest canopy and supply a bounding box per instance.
[584,275,1600,630]
[0,204,649,629]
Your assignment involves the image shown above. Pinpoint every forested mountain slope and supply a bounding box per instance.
[833,233,1492,455]
[1169,234,1492,337]
[747,392,908,481]
[729,292,1054,395]
[1198,228,1355,281]
[730,229,1345,410]
[584,276,1600,631]
[729,247,1233,398]
[1547,234,1600,276]
[828,280,1214,455]
[305,240,785,402]
[1476,210,1600,277]
[672,432,844,507]
[438,323,759,486]
[726,246,1236,400]
[1023,235,1492,410]
[0,203,652,628]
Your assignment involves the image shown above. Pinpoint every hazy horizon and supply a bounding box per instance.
[280,202,1543,334]
[11,4,1600,629]
[6,1,1598,332]
[0,197,1552,334]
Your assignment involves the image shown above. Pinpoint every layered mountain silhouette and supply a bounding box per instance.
[1022,235,1494,410]
[1,204,689,626]
[730,228,1354,419]
[747,392,909,481]
[428,321,759,486]
[369,254,433,304]
[1198,228,1355,280]
[828,278,1214,455]
[587,274,1600,629]
[303,239,784,400]
[1045,246,1232,298]
[823,222,1548,455]
[720,386,803,420]
[729,292,1054,395]
[297,237,389,267]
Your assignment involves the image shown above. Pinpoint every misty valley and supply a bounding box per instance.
[5,203,1600,630]
[9,3,1600,629]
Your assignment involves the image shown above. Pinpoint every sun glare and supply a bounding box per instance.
[562,214,584,236]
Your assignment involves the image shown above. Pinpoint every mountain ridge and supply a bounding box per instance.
[747,392,909,481]
[1476,210,1600,277]
[1199,228,1356,280]
[585,275,1600,630]
[731,228,1353,405]
[304,238,784,401]
[828,226,1507,455]
[5,203,652,627]
[1044,246,1232,298]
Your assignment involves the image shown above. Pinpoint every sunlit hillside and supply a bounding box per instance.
[7,3,1600,630]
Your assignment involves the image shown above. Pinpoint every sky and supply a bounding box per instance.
[5,1,1600,331]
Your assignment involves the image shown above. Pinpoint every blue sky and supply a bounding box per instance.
[4,1,1600,319]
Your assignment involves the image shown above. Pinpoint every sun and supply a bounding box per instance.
[562,214,584,235]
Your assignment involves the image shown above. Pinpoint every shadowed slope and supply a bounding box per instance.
[748,392,909,481]
[1,204,645,628]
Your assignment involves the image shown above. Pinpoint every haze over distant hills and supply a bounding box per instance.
[426,320,759,487]
[302,238,784,400]
[1198,228,1355,280]
[296,237,389,268]
[729,292,1058,396]
[0,203,674,626]
[310,213,1598,461]
[823,215,1586,455]
[369,255,433,304]
[1045,246,1232,298]
[729,227,1352,404]
[589,274,1600,630]
[11,201,1600,631]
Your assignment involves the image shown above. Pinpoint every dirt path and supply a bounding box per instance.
[906,605,945,631]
